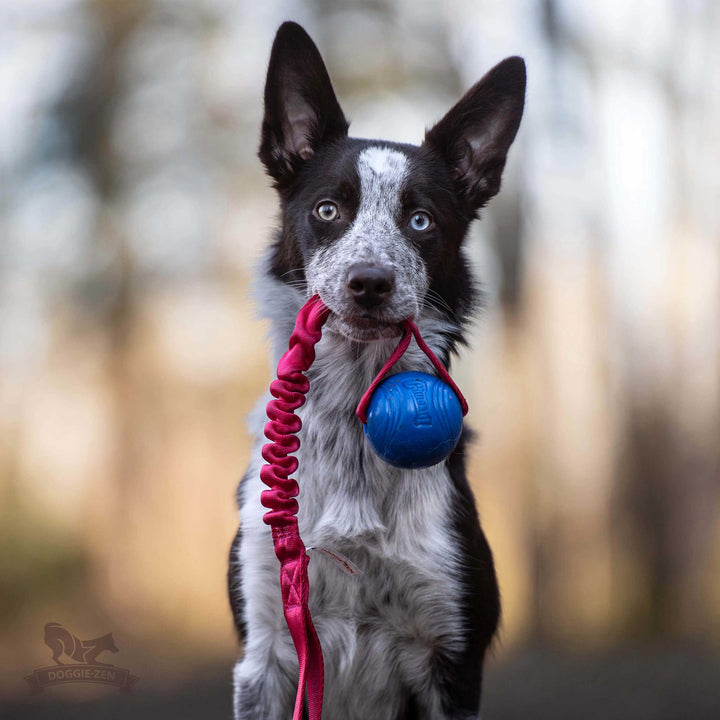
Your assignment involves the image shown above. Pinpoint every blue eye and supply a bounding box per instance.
[409,211,432,231]
[315,201,339,221]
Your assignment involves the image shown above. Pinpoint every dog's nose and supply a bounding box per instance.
[346,264,395,309]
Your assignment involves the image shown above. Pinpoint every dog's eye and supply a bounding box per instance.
[408,211,432,231]
[315,201,339,221]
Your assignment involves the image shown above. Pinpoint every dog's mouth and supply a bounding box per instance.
[325,311,404,342]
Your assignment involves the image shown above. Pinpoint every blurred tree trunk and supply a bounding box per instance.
[62,1,147,589]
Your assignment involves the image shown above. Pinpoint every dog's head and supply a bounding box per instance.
[260,22,525,342]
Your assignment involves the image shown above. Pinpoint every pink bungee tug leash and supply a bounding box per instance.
[259,295,468,720]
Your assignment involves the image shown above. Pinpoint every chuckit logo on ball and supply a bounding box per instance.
[404,377,433,426]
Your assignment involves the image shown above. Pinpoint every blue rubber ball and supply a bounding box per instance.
[363,371,463,469]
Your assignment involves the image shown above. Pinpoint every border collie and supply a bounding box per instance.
[229,21,525,720]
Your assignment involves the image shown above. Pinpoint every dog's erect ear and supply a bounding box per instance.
[259,22,349,187]
[424,56,526,209]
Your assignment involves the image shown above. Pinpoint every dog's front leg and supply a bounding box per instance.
[232,637,299,720]
[232,506,302,720]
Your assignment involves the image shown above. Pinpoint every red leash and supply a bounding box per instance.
[259,295,467,719]
[260,296,329,720]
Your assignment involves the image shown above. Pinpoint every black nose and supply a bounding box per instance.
[346,264,395,309]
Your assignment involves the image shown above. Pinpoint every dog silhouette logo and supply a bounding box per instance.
[44,623,119,667]
[25,623,139,694]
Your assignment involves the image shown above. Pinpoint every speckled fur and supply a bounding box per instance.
[308,147,428,339]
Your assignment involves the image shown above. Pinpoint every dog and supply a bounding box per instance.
[228,21,525,720]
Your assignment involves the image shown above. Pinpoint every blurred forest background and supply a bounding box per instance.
[2,0,720,718]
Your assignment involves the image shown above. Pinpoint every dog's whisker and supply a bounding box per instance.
[422,290,462,324]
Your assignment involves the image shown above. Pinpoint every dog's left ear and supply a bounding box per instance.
[259,22,349,188]
[424,56,526,210]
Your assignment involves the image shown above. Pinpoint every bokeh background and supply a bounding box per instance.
[2,0,720,718]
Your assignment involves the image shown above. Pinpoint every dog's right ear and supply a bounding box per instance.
[259,22,349,188]
[424,56,526,211]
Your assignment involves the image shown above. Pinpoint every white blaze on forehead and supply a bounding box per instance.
[356,147,409,224]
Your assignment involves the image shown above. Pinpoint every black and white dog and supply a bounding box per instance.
[229,21,525,720]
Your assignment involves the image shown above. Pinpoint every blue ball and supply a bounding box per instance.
[363,371,463,469]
